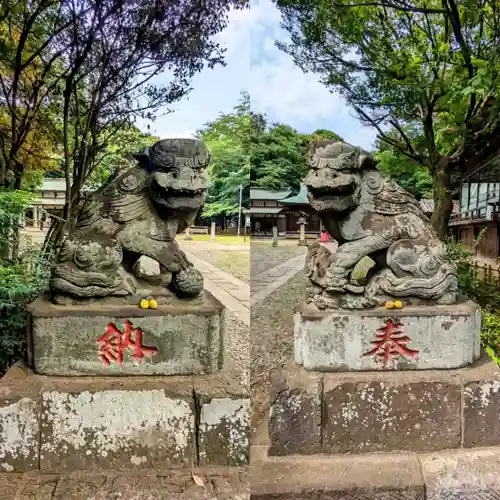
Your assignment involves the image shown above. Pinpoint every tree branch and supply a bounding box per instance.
[353,104,425,164]
[331,0,448,14]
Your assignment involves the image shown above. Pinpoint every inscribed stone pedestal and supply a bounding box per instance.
[29,292,224,376]
[295,300,481,371]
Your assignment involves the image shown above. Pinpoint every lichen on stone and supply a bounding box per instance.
[0,398,39,468]
[199,397,250,464]
[41,390,194,460]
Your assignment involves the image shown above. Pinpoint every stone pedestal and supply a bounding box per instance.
[0,292,250,474]
[266,353,500,454]
[295,301,481,371]
[0,367,249,473]
[28,293,224,376]
[255,299,500,497]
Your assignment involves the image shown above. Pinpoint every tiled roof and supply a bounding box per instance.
[243,207,283,215]
[280,183,309,205]
[40,178,67,192]
[250,187,291,201]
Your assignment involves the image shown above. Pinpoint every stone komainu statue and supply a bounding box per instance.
[50,138,210,300]
[304,141,459,310]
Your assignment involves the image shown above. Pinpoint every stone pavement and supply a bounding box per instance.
[183,251,249,326]
[251,253,307,304]
[250,241,337,305]
[0,467,248,499]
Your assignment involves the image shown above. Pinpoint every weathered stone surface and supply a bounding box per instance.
[39,378,196,471]
[322,370,461,453]
[303,141,458,310]
[29,293,224,376]
[0,370,41,472]
[268,364,322,456]
[17,474,59,499]
[0,473,23,499]
[461,356,500,448]
[295,301,481,371]
[50,138,211,300]
[52,468,248,500]
[0,468,248,500]
[420,447,500,500]
[251,453,425,499]
[195,374,251,466]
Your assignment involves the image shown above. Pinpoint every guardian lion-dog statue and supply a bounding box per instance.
[304,141,458,309]
[50,138,210,301]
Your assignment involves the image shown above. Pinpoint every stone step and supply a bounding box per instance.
[250,445,500,499]
[268,354,500,456]
[0,466,248,499]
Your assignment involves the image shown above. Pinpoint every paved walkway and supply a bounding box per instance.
[251,253,307,304]
[250,242,337,305]
[183,251,250,326]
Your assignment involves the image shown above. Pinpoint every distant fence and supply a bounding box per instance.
[473,262,500,285]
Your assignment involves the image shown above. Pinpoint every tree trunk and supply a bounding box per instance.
[430,157,453,241]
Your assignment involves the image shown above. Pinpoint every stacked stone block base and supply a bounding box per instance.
[256,353,500,498]
[0,366,250,473]
[268,355,500,456]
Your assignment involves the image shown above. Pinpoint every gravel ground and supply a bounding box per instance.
[226,310,250,390]
[250,242,307,277]
[250,271,308,432]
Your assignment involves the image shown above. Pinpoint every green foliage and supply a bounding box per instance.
[197,91,251,217]
[310,129,343,142]
[86,125,159,190]
[446,236,500,310]
[275,0,500,237]
[251,124,310,190]
[446,237,500,364]
[0,190,50,374]
[375,134,432,198]
[251,123,343,190]
[482,313,500,365]
[198,93,346,216]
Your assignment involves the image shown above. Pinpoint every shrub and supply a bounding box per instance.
[446,237,500,363]
[0,190,51,375]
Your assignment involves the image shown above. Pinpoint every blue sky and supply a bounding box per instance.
[137,0,377,150]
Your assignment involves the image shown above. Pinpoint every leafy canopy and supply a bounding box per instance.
[275,0,500,237]
[197,92,251,218]
[251,124,343,190]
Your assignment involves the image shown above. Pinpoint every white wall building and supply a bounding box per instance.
[24,178,66,229]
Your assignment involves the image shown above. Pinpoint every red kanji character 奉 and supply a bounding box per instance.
[97,320,158,366]
[363,319,419,368]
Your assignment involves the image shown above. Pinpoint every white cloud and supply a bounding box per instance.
[137,0,377,149]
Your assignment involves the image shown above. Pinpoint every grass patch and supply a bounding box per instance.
[208,250,249,283]
[250,243,307,276]
[186,234,248,245]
